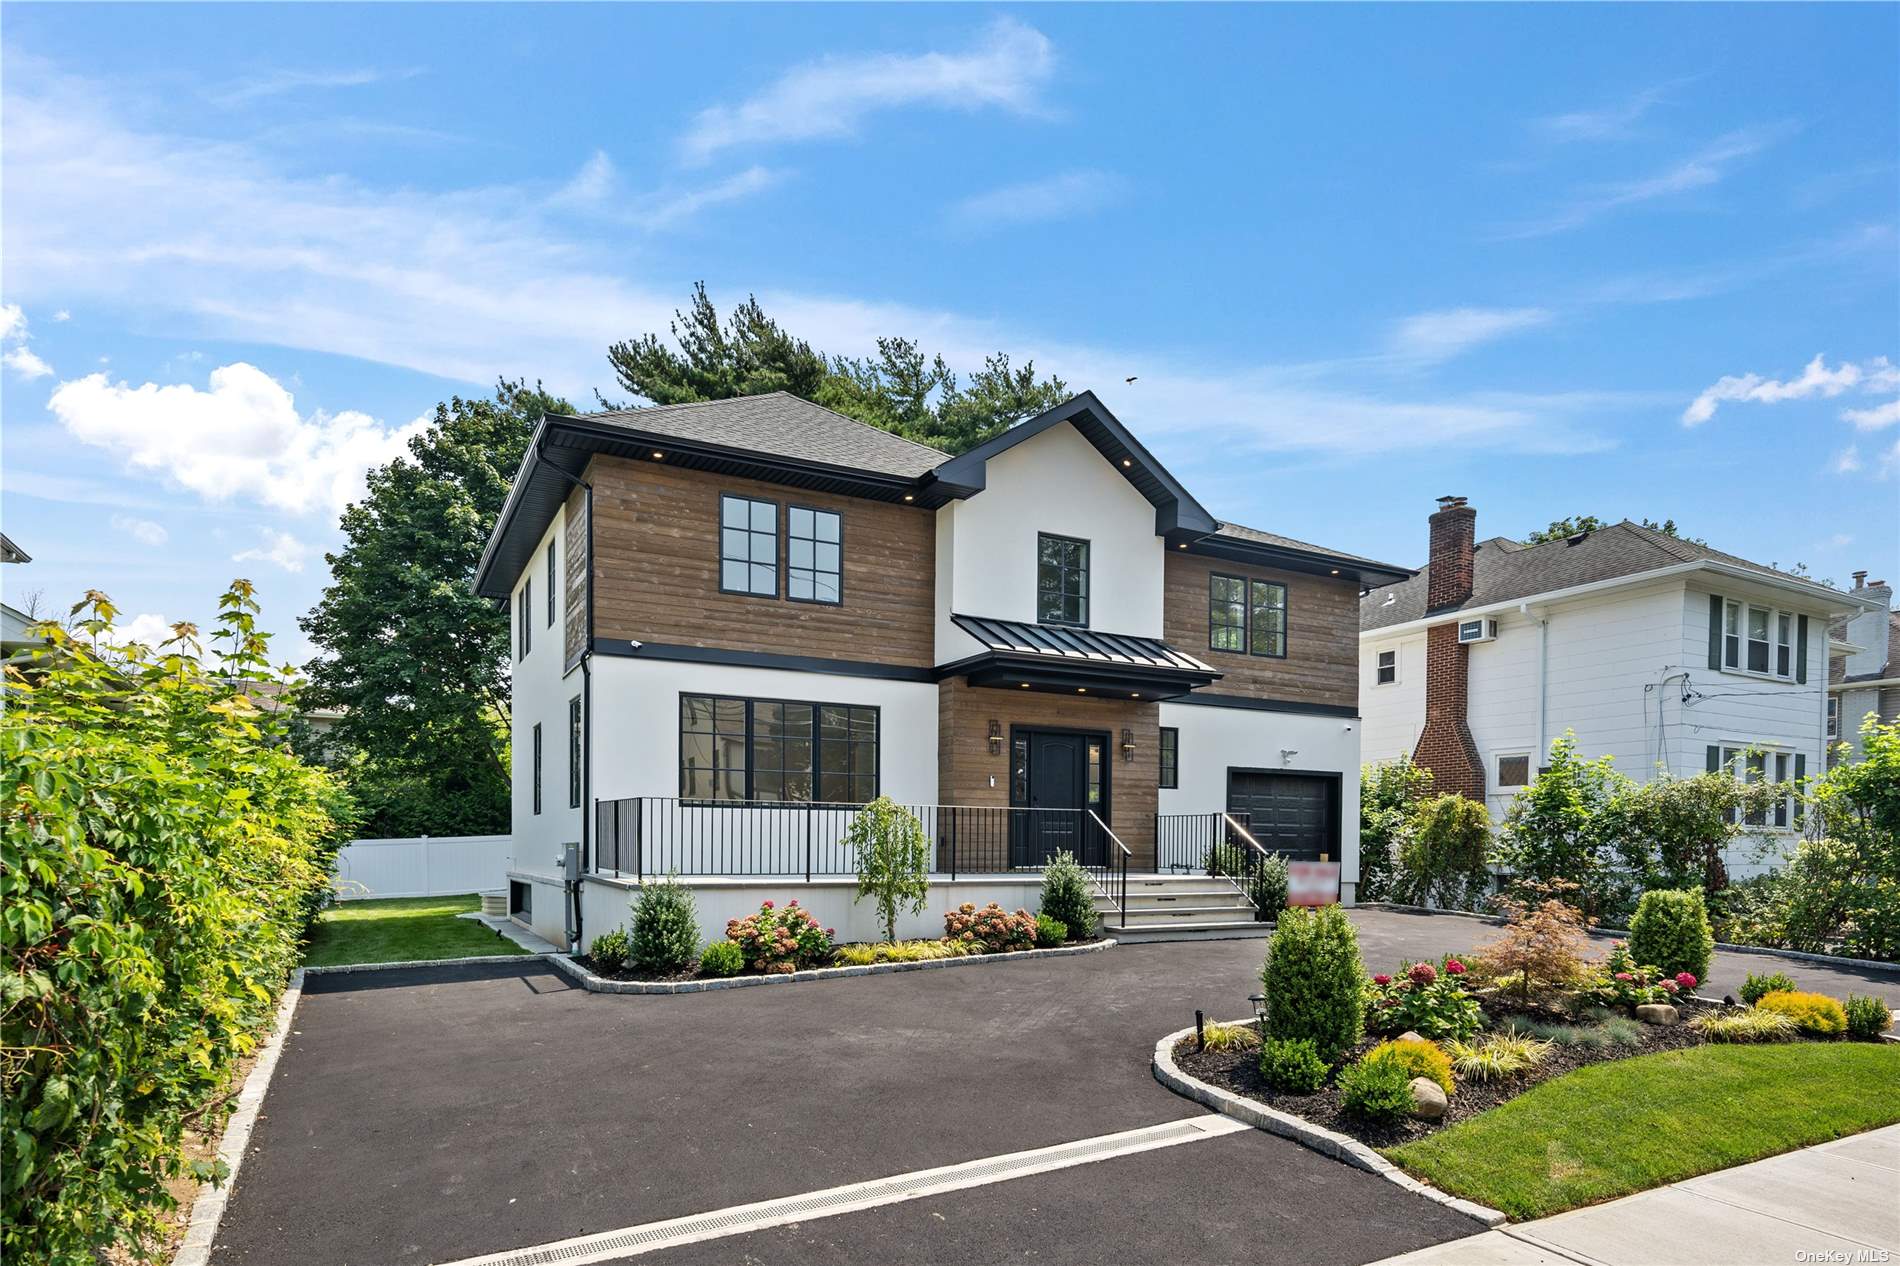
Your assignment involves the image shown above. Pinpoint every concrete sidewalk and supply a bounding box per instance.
[1379,1124,1900,1266]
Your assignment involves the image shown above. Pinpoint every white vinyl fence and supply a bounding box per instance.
[332,834,512,900]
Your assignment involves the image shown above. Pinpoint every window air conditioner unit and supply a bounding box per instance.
[1457,618,1498,645]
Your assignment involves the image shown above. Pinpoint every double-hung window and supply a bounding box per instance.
[1719,598,1800,680]
[1710,743,1803,828]
[1158,727,1179,789]
[1209,574,1288,658]
[1746,606,1772,674]
[680,694,879,804]
[1037,534,1089,626]
[1375,649,1397,685]
[787,506,842,604]
[720,494,778,597]
[1723,600,1742,669]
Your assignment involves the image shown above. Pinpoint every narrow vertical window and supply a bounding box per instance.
[787,506,842,604]
[1158,727,1179,789]
[568,696,582,809]
[546,541,557,627]
[1209,575,1246,652]
[1827,697,1839,739]
[1746,606,1771,673]
[1037,534,1089,626]
[531,722,543,815]
[1248,580,1287,657]
[720,494,778,597]
[1773,752,1790,828]
[1376,649,1397,685]
[1723,601,1741,669]
[1775,613,1792,678]
[1086,739,1105,809]
[519,580,532,660]
[817,705,878,804]
[1743,750,1766,825]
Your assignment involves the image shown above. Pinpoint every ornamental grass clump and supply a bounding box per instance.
[1039,850,1098,939]
[629,877,700,973]
[943,902,1037,953]
[1259,1037,1328,1093]
[1756,990,1849,1037]
[1445,1033,1552,1082]
[727,899,833,972]
[1627,888,1715,983]
[1261,905,1365,1063]
[1365,1037,1455,1095]
[1199,1021,1260,1053]
[1690,1008,1798,1043]
[1845,995,1894,1041]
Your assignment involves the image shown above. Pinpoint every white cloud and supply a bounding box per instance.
[1818,533,1855,550]
[104,612,188,650]
[3,346,53,380]
[1505,126,1790,239]
[47,362,427,514]
[233,528,314,573]
[208,65,423,106]
[1534,79,1694,143]
[1388,307,1553,364]
[0,304,24,339]
[949,170,1124,231]
[51,309,70,322]
[1882,438,1900,480]
[110,514,169,547]
[680,18,1055,163]
[1844,398,1900,430]
[1682,354,1896,426]
[1833,444,1863,474]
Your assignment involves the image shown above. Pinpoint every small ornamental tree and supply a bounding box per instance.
[1476,881,1599,1003]
[1360,756,1433,902]
[1626,888,1715,983]
[1039,850,1098,940]
[846,796,931,943]
[1397,793,1493,910]
[1260,905,1365,1062]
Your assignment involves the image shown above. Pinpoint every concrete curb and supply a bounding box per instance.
[547,938,1116,994]
[1150,1022,1508,1230]
[173,968,305,1266]
[302,950,556,976]
[1359,903,1900,975]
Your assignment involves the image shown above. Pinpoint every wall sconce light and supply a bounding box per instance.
[1121,727,1136,763]
[987,720,1003,755]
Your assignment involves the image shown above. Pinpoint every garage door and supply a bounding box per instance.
[1227,771,1337,862]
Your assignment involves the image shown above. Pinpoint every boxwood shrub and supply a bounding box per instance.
[1261,905,1365,1063]
[1627,888,1715,983]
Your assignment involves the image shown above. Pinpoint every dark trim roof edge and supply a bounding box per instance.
[1182,532,1414,587]
[1167,692,1360,718]
[593,639,935,682]
[472,415,560,599]
[544,413,928,494]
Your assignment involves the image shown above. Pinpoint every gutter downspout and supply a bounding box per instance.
[543,435,593,955]
[1522,602,1549,768]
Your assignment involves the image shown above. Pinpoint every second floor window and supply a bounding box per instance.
[1037,533,1089,626]
[1209,574,1287,658]
[720,494,778,597]
[1375,649,1397,684]
[787,506,842,604]
[1721,599,1796,679]
[546,541,557,626]
[517,580,531,660]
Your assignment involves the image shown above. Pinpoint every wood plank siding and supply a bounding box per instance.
[937,679,1160,868]
[585,455,936,667]
[563,486,589,669]
[1164,552,1360,711]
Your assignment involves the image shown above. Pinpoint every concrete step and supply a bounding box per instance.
[1114,904,1256,921]
[1110,887,1247,905]
[1105,919,1273,943]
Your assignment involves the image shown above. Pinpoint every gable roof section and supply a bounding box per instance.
[577,392,945,478]
[1361,520,1853,633]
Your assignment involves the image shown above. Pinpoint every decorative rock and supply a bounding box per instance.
[1636,1003,1680,1025]
[1408,1077,1448,1120]
[1396,1031,1428,1045]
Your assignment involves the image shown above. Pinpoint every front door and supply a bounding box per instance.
[1011,729,1108,867]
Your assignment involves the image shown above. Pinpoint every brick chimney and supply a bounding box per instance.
[1413,496,1486,801]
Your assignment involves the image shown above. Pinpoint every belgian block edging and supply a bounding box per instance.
[546,937,1115,994]
[1359,902,1900,976]
[1151,1022,1508,1230]
[301,951,559,976]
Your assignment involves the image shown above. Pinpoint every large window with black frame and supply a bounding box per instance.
[680,694,879,804]
[1208,573,1287,658]
[1037,533,1089,626]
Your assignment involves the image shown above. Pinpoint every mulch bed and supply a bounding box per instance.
[575,938,1104,984]
[1175,1005,1712,1147]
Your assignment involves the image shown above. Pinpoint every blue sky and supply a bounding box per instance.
[3,4,1896,663]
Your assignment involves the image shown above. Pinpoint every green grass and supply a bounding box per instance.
[1385,1043,1900,1219]
[303,894,531,967]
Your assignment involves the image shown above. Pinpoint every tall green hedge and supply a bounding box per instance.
[2,584,347,1262]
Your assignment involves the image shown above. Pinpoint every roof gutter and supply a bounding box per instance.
[1830,677,1900,692]
[1362,560,1869,641]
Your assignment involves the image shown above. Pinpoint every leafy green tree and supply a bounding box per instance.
[299,379,568,838]
[1612,771,1782,899]
[1524,516,1703,545]
[1396,793,1493,910]
[847,797,932,943]
[1497,734,1635,919]
[1359,755,1433,901]
[606,284,1069,453]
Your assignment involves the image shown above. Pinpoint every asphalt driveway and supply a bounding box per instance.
[207,909,1895,1265]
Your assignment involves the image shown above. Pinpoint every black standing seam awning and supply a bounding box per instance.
[944,614,1221,699]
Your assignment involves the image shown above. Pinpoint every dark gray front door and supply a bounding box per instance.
[1012,729,1104,866]
[1226,771,1337,862]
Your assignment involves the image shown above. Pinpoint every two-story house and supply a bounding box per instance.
[1358,498,1876,878]
[1829,571,1898,765]
[473,391,1409,947]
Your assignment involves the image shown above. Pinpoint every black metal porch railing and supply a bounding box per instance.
[592,797,1130,912]
[1154,811,1287,919]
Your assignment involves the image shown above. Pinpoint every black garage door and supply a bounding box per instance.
[1227,771,1338,862]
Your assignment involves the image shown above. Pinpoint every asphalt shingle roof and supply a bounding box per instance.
[1360,520,1844,631]
[1212,521,1408,574]
[570,391,947,478]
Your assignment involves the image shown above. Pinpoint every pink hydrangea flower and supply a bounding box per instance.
[762,900,775,910]
[1372,973,1392,986]
[1408,962,1438,986]
[1675,972,1698,990]
[1615,971,1634,982]
[1445,959,1467,976]
[1660,979,1679,994]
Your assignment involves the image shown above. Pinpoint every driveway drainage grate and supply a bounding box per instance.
[440,1114,1249,1266]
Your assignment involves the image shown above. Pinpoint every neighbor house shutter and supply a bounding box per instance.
[1707,594,1723,670]
[1705,745,1721,774]
[1796,614,1809,684]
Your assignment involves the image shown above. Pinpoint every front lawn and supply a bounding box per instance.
[1385,1043,1900,1219]
[304,894,532,967]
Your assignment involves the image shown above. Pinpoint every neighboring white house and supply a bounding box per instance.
[1359,499,1877,878]
[472,391,1411,948]
[1829,571,1898,765]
